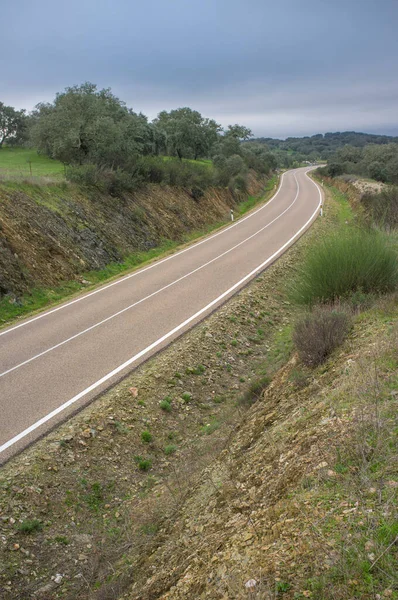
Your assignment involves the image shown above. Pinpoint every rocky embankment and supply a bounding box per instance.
[0,172,265,299]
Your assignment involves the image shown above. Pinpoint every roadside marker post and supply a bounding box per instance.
[230,208,234,222]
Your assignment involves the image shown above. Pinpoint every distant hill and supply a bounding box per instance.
[249,131,398,160]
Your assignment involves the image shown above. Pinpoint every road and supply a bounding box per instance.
[0,167,322,463]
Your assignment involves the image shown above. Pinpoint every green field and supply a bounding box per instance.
[0,148,65,178]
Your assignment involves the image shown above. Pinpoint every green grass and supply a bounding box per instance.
[291,227,398,305]
[0,147,64,178]
[17,519,43,534]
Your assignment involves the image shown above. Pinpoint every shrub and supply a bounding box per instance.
[164,444,177,455]
[291,227,398,305]
[293,308,351,366]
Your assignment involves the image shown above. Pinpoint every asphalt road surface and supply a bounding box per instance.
[0,167,322,463]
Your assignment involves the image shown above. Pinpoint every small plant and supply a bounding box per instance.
[54,535,69,545]
[181,392,192,403]
[141,430,153,443]
[200,420,220,435]
[231,339,238,347]
[293,308,351,367]
[164,444,177,455]
[138,399,146,407]
[114,420,129,434]
[276,581,291,593]
[17,519,42,534]
[159,397,172,412]
[174,372,182,379]
[134,456,152,471]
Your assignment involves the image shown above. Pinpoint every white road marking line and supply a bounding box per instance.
[0,170,322,456]
[0,172,287,338]
[0,174,301,378]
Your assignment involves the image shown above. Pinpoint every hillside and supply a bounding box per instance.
[250,131,398,160]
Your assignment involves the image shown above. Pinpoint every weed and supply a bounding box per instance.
[54,535,69,545]
[181,392,192,403]
[17,519,42,534]
[200,420,220,435]
[141,430,153,443]
[164,445,177,455]
[159,397,172,412]
[114,420,129,434]
[134,456,152,471]
[83,482,104,511]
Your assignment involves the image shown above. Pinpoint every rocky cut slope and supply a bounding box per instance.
[0,172,266,300]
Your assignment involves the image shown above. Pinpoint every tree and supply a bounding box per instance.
[153,108,221,161]
[0,102,26,147]
[30,83,152,167]
[225,124,253,141]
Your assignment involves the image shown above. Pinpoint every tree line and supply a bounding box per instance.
[317,143,398,184]
[0,83,276,195]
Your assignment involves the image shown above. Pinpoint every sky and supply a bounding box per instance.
[1,0,397,138]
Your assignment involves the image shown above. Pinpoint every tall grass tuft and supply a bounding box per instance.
[291,227,398,305]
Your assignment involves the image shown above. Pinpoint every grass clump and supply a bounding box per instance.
[159,397,172,412]
[291,227,398,305]
[141,430,153,443]
[17,519,42,534]
[134,456,152,471]
[164,445,177,455]
[293,308,351,367]
[181,392,192,403]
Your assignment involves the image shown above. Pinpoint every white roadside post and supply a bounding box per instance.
[230,208,234,222]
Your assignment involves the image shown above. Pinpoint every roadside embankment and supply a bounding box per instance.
[0,171,274,324]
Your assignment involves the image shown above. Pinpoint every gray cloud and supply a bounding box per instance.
[1,0,397,137]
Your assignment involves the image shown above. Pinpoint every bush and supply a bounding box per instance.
[291,227,398,305]
[66,164,140,195]
[293,308,351,366]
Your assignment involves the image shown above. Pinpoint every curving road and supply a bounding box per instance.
[0,167,322,463]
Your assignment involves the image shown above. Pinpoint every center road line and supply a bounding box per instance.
[0,174,300,379]
[0,172,286,338]
[0,170,322,456]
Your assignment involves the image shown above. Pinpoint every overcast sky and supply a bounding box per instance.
[1,0,397,138]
